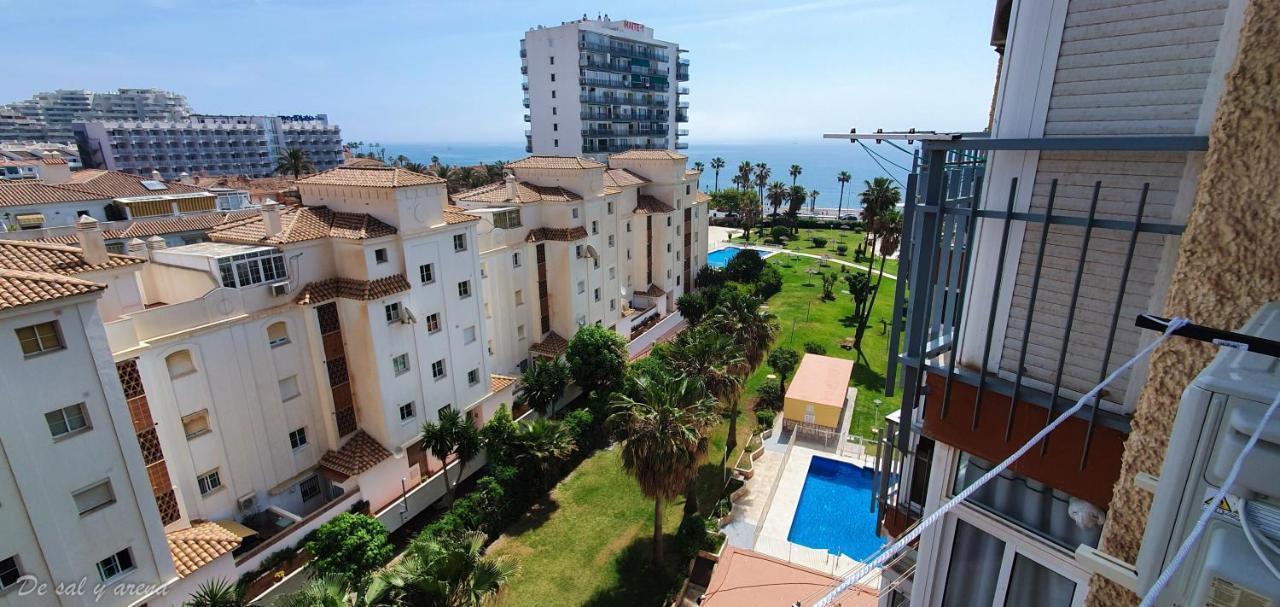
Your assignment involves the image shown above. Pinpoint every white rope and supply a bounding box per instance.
[1139,386,1280,606]
[812,317,1191,607]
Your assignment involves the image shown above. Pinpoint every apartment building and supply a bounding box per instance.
[73,114,343,180]
[0,88,191,143]
[861,1,1258,606]
[452,150,709,375]
[0,143,83,171]
[521,16,689,159]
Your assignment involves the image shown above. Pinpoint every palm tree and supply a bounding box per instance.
[186,579,247,607]
[859,177,902,276]
[836,171,852,219]
[693,161,705,173]
[509,418,576,491]
[275,148,315,180]
[367,531,516,607]
[515,358,570,416]
[710,157,726,191]
[736,161,753,193]
[787,185,807,235]
[707,290,778,461]
[420,408,481,506]
[809,189,820,214]
[766,181,787,217]
[274,575,361,607]
[664,327,746,486]
[789,164,802,188]
[609,375,718,564]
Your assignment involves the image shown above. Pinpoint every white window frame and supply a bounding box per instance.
[463,325,477,344]
[73,479,116,516]
[468,368,480,386]
[267,322,290,347]
[278,375,300,401]
[385,302,402,323]
[399,401,416,423]
[426,312,441,333]
[431,359,446,379]
[96,548,134,582]
[45,403,89,439]
[512,251,522,267]
[515,289,524,306]
[182,410,211,439]
[288,427,308,450]
[17,320,64,357]
[197,469,222,496]
[419,263,435,284]
[0,555,21,591]
[374,248,388,264]
[458,280,472,299]
[392,353,410,376]
[453,233,467,252]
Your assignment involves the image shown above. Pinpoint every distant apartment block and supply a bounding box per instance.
[1,142,83,172]
[0,88,191,142]
[521,16,689,159]
[73,114,343,179]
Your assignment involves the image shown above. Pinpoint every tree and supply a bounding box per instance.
[609,375,717,564]
[565,323,628,394]
[836,171,852,219]
[710,157,726,191]
[665,327,746,486]
[809,189,820,214]
[273,575,362,607]
[787,185,807,235]
[367,531,516,607]
[515,358,570,415]
[767,348,801,393]
[421,408,481,506]
[275,148,315,180]
[724,248,764,283]
[766,181,787,217]
[185,579,246,607]
[858,177,902,275]
[508,418,576,490]
[304,513,394,589]
[844,272,873,351]
[754,163,771,221]
[693,161,705,173]
[789,164,803,188]
[708,289,778,368]
[735,161,753,193]
[854,208,905,353]
[819,271,838,301]
[480,404,518,465]
[676,290,710,325]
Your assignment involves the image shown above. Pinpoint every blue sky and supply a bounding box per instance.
[4,0,998,144]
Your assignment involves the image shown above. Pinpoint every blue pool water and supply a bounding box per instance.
[786,457,885,560]
[707,246,743,269]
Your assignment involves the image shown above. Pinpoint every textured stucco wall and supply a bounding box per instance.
[1088,0,1280,604]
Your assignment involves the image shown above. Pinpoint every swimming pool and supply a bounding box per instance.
[786,456,885,561]
[706,246,743,269]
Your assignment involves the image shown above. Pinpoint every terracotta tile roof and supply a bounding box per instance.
[525,226,589,243]
[209,205,396,245]
[506,156,606,170]
[293,274,411,305]
[64,169,208,198]
[0,269,105,311]
[604,169,649,188]
[0,240,145,275]
[452,181,582,204]
[603,186,622,196]
[609,149,687,160]
[490,373,517,393]
[0,180,104,207]
[344,157,387,168]
[167,521,243,578]
[634,284,667,298]
[113,210,261,240]
[319,431,392,479]
[530,332,569,357]
[298,166,444,187]
[634,195,674,214]
[695,191,712,204]
[41,155,67,165]
[443,206,481,224]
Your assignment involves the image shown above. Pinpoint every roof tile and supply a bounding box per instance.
[490,374,517,393]
[530,332,569,357]
[635,195,674,214]
[167,521,242,578]
[525,226,588,243]
[0,269,105,311]
[210,205,396,245]
[298,166,444,188]
[506,156,606,170]
[452,181,582,204]
[318,431,392,478]
[293,274,411,305]
[0,240,145,275]
[604,169,649,188]
[609,149,687,160]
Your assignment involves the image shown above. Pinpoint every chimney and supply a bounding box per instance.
[146,236,166,255]
[126,238,147,259]
[76,215,109,265]
[178,172,193,185]
[262,200,283,237]
[150,169,163,182]
[505,172,519,201]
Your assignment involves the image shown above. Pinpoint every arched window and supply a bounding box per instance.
[267,322,290,347]
[165,350,196,379]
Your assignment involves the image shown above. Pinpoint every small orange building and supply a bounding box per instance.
[782,354,855,433]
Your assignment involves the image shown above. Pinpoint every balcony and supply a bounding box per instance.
[676,111,689,122]
[580,77,628,90]
[676,101,689,109]
[675,142,688,150]
[523,114,530,123]
[678,86,690,95]
[520,65,527,75]
[676,129,689,136]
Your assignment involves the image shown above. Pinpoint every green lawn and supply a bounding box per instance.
[729,227,899,278]
[744,252,902,440]
[488,412,753,606]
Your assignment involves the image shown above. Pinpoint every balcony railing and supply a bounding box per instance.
[581,142,669,154]
[676,111,688,123]
[678,86,689,95]
[580,94,667,108]
[674,142,688,149]
[676,129,689,136]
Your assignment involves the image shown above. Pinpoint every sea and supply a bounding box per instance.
[377,141,914,213]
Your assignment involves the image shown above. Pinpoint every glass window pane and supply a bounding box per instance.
[942,520,1004,607]
[46,411,69,436]
[1004,554,1075,607]
[954,452,1101,549]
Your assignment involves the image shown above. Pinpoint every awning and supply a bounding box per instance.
[15,213,44,228]
[213,520,258,538]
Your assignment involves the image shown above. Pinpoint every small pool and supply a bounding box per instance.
[786,456,885,561]
[706,246,743,269]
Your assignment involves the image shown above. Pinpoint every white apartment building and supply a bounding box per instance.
[0,168,229,233]
[73,114,343,180]
[521,16,689,159]
[0,88,191,143]
[452,151,709,375]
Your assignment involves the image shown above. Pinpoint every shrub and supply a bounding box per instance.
[304,513,394,586]
[836,243,849,255]
[481,405,519,466]
[767,348,801,384]
[754,264,783,299]
[803,341,827,355]
[756,378,784,410]
[725,248,765,283]
[677,514,715,558]
[756,408,777,428]
[563,409,595,451]
[811,236,828,248]
[676,290,709,325]
[769,225,790,242]
[566,323,628,394]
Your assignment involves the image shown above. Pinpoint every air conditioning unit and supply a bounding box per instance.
[236,493,258,514]
[1136,302,1280,605]
[269,281,289,297]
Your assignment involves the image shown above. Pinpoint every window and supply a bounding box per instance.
[572,208,579,219]
[288,427,308,449]
[45,403,88,438]
[432,359,446,379]
[458,280,472,298]
[554,139,559,147]
[577,281,585,294]
[553,123,559,132]
[591,220,598,234]
[385,302,402,323]
[453,234,467,252]
[419,263,435,284]
[392,353,410,376]
[399,402,416,422]
[627,249,632,260]
[74,480,115,515]
[480,262,488,279]
[512,251,522,267]
[667,243,672,253]
[550,73,556,82]
[300,476,321,501]
[374,248,388,264]
[626,221,631,232]
[267,322,289,347]
[575,245,584,258]
[16,321,63,357]
[686,185,691,195]
[551,90,556,99]
[608,235,615,248]
[0,556,20,590]
[495,209,522,229]
[609,267,616,280]
[610,299,617,311]
[515,289,524,305]
[182,410,210,439]
[197,469,222,495]
[552,106,557,115]
[517,325,527,340]
[165,350,196,378]
[437,405,455,420]
[468,369,480,385]
[463,325,477,344]
[426,312,441,333]
[279,375,300,401]
[96,549,134,581]
[594,288,601,302]
[607,201,614,214]
[217,249,286,289]
[593,258,600,269]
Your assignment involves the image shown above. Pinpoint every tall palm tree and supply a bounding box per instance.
[707,290,778,461]
[787,185,807,235]
[858,177,902,277]
[710,157,726,191]
[754,163,771,221]
[693,161,705,173]
[809,189,820,214]
[509,418,576,491]
[789,164,802,188]
[736,161,753,193]
[275,148,315,180]
[766,181,787,217]
[367,531,516,607]
[836,171,852,219]
[609,375,718,564]
[664,327,746,486]
[420,408,481,506]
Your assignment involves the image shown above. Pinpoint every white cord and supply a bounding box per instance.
[811,317,1191,607]
[1140,387,1280,606]
[1241,500,1280,580]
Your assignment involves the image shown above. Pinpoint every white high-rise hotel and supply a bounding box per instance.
[521,16,689,159]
